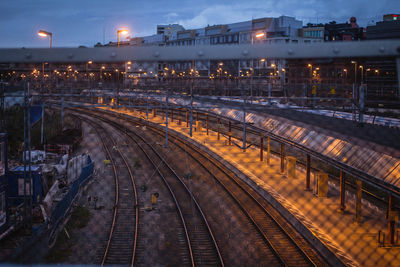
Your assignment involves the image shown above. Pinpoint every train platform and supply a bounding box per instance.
[101,107,399,267]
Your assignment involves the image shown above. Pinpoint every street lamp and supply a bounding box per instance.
[117,29,128,47]
[38,30,52,48]
[359,65,364,84]
[86,60,92,88]
[351,61,357,85]
[100,66,105,79]
[307,64,313,84]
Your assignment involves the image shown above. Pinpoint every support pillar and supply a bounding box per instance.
[206,114,209,135]
[339,171,346,212]
[146,99,149,121]
[242,109,246,151]
[260,134,264,161]
[266,136,270,165]
[306,154,311,190]
[196,111,198,123]
[217,118,220,140]
[356,179,362,224]
[165,90,169,148]
[178,109,181,125]
[228,121,232,145]
[268,83,271,98]
[286,156,296,179]
[280,143,285,173]
[153,108,156,118]
[388,194,396,244]
[186,110,189,127]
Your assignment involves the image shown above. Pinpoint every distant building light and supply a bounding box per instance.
[255,32,265,38]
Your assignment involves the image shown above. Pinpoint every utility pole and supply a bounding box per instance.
[165,85,169,147]
[189,76,193,137]
[23,82,32,229]
[242,83,246,151]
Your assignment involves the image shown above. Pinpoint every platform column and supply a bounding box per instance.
[228,121,232,145]
[388,194,396,244]
[178,109,181,125]
[146,98,149,121]
[186,110,189,127]
[286,156,296,179]
[280,143,285,173]
[339,171,346,212]
[356,179,362,224]
[260,134,264,161]
[206,114,209,135]
[266,136,270,165]
[306,154,311,190]
[217,118,221,140]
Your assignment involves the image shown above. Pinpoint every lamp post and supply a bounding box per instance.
[38,30,52,48]
[359,65,364,84]
[351,61,357,85]
[86,60,92,89]
[117,29,128,47]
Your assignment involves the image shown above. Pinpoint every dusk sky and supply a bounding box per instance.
[0,0,398,48]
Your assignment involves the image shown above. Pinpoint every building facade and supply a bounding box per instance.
[367,15,400,40]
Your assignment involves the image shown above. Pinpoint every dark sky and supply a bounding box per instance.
[0,0,398,48]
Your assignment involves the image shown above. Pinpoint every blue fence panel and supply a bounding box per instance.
[29,105,42,126]
[49,159,94,225]
[79,162,94,185]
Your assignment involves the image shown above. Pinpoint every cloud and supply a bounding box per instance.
[177,4,281,29]
[0,0,399,47]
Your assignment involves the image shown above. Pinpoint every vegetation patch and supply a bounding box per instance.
[45,206,91,263]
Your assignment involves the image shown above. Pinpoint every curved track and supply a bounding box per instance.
[80,118,139,266]
[73,107,329,266]
[76,112,224,267]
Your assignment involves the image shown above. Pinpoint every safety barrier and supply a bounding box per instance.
[50,156,93,226]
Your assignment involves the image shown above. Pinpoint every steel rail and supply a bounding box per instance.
[78,116,139,266]
[77,109,224,267]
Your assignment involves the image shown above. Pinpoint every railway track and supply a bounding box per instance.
[75,112,224,267]
[77,107,328,266]
[79,117,139,266]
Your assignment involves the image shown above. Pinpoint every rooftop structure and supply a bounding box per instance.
[367,14,400,40]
